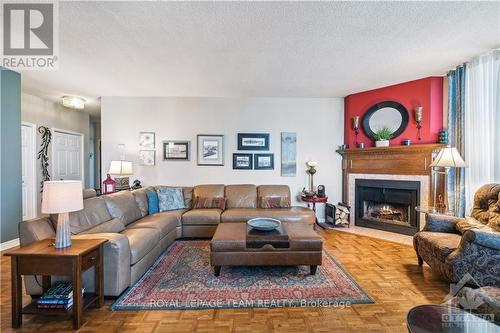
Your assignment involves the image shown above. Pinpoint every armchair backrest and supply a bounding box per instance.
[471,184,500,224]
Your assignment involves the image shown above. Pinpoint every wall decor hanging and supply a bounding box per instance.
[139,150,155,166]
[254,153,274,170]
[362,101,409,140]
[281,132,296,177]
[139,132,155,149]
[37,126,52,192]
[237,133,270,151]
[163,141,190,160]
[233,153,253,170]
[197,135,224,166]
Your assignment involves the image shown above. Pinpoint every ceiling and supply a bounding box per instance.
[20,1,500,118]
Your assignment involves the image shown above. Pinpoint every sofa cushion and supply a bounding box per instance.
[193,184,225,199]
[260,196,291,209]
[79,218,125,235]
[132,189,149,217]
[146,187,159,214]
[127,210,185,238]
[414,232,462,263]
[104,191,143,225]
[193,197,226,210]
[257,185,291,208]
[157,186,185,211]
[121,228,159,265]
[182,209,222,225]
[68,196,113,234]
[225,184,257,209]
[221,207,315,224]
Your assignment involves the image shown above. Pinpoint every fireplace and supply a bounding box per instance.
[355,179,420,235]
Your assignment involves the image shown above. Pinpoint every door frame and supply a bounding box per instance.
[21,122,37,220]
[51,128,85,187]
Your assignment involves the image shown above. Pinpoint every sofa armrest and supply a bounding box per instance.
[461,229,500,251]
[72,233,131,296]
[18,217,55,246]
[423,213,463,233]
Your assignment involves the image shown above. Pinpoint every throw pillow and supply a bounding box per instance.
[193,196,226,210]
[146,187,159,214]
[456,216,489,234]
[157,186,186,211]
[260,196,291,209]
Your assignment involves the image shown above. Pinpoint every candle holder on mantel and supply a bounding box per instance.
[414,107,423,140]
[353,116,360,145]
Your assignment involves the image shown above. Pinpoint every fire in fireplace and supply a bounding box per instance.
[355,179,420,235]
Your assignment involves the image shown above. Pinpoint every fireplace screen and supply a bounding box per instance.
[355,179,420,235]
[362,201,410,226]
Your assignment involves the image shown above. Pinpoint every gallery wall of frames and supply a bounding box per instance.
[101,96,344,206]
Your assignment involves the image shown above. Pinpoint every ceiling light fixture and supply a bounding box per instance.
[62,96,86,110]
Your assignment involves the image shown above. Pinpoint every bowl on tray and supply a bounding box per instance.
[247,217,281,231]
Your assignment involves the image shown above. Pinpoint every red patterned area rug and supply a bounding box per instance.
[112,240,373,310]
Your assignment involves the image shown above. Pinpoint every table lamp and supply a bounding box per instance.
[109,160,133,191]
[41,180,83,248]
[429,146,467,211]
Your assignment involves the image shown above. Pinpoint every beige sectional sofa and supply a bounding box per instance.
[19,184,315,297]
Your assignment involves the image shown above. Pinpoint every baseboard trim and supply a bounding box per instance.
[0,238,20,251]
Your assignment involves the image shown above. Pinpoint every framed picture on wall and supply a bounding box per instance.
[163,141,190,160]
[233,153,253,170]
[281,132,297,177]
[139,150,155,166]
[254,153,274,170]
[139,132,155,149]
[237,133,270,151]
[197,135,224,166]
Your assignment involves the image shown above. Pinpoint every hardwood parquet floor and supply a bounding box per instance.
[0,230,450,332]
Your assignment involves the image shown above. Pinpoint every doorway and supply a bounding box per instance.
[21,122,37,220]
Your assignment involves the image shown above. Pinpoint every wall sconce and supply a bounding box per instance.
[353,116,360,145]
[414,107,423,140]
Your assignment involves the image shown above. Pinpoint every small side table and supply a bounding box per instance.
[4,238,107,329]
[415,206,456,216]
[301,195,330,230]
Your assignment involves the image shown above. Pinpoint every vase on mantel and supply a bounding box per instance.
[375,140,390,147]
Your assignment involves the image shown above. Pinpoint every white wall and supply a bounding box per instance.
[101,97,344,217]
[21,93,90,216]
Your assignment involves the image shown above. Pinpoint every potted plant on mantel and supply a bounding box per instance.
[373,127,394,147]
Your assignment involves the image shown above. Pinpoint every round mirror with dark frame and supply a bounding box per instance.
[362,101,409,139]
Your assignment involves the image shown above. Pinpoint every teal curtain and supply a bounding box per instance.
[447,65,467,217]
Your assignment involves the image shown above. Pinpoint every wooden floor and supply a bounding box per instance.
[0,230,450,332]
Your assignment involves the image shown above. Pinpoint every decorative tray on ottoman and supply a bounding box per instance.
[246,218,289,249]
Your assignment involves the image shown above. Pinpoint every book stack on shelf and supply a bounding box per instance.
[37,282,82,310]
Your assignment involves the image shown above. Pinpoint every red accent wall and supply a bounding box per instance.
[344,77,443,148]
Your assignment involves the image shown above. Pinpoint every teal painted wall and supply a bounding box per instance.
[0,68,22,243]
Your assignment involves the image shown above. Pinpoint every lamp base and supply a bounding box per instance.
[55,212,72,249]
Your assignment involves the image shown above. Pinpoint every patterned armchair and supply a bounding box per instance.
[413,184,500,287]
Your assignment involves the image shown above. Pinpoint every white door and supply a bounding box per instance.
[52,130,83,183]
[21,123,36,220]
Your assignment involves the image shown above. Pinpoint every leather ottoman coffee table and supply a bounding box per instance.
[210,222,323,276]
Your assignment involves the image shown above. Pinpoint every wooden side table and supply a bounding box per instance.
[301,195,330,229]
[4,238,107,329]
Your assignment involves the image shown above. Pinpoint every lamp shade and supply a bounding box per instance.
[430,146,467,168]
[41,181,84,214]
[109,160,133,175]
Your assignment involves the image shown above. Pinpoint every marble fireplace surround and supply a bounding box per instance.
[347,173,430,230]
